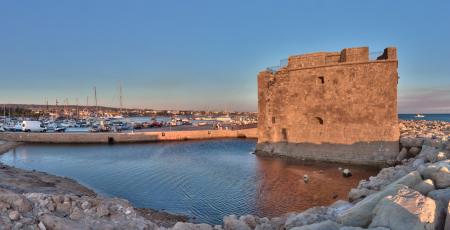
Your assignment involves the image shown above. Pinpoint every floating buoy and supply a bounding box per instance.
[303,174,309,183]
[342,169,352,177]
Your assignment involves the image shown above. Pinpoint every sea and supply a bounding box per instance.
[398,114,450,122]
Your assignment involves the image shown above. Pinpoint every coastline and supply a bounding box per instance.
[1,120,450,229]
[0,141,187,229]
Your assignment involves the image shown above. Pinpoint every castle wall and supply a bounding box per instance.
[256,47,399,165]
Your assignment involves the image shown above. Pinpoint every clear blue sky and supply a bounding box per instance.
[1,0,449,112]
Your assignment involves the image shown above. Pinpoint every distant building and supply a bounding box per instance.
[256,47,399,165]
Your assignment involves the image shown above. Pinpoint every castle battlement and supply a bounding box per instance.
[268,47,397,72]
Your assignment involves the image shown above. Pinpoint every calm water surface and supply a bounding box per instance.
[399,114,450,122]
[0,139,377,224]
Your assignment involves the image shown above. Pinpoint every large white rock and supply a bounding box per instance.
[172,222,213,230]
[426,151,449,163]
[408,147,421,156]
[412,179,435,195]
[348,188,376,202]
[285,207,330,229]
[223,215,251,230]
[339,227,389,230]
[445,202,450,230]
[428,188,450,230]
[290,220,340,230]
[356,166,412,191]
[337,184,407,227]
[400,137,424,148]
[0,188,32,212]
[419,164,441,179]
[369,187,440,230]
[397,147,408,161]
[431,167,450,189]
[386,170,422,189]
[417,145,439,161]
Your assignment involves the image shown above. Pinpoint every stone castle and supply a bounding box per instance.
[256,47,399,165]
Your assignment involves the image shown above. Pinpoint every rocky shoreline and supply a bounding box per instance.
[1,120,450,229]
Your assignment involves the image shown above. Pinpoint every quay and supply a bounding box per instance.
[0,128,257,144]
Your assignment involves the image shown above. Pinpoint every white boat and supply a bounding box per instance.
[414,114,425,118]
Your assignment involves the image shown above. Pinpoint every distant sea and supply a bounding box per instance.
[399,114,450,122]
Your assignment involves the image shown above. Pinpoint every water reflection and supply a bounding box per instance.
[0,140,378,224]
[253,156,378,217]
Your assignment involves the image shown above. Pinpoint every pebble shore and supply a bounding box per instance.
[1,120,450,229]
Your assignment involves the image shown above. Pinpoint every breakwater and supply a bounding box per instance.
[0,128,257,144]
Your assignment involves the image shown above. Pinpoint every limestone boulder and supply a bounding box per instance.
[426,151,449,163]
[396,147,408,161]
[428,188,450,230]
[445,202,450,230]
[8,210,20,221]
[413,158,426,168]
[285,207,330,229]
[0,188,32,213]
[417,145,439,161]
[339,227,389,230]
[285,201,351,229]
[408,147,421,156]
[369,187,440,230]
[419,164,441,179]
[386,170,422,189]
[431,167,450,189]
[290,220,340,230]
[412,179,435,195]
[172,222,213,230]
[424,138,445,148]
[337,184,407,227]
[400,137,424,148]
[239,215,257,229]
[356,165,412,191]
[348,188,376,202]
[39,214,84,230]
[223,215,251,230]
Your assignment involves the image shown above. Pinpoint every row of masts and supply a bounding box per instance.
[40,83,123,117]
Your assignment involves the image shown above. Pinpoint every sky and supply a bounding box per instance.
[0,1,449,113]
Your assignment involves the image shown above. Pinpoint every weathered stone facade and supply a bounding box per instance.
[256,47,399,165]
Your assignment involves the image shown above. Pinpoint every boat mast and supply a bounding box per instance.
[119,82,123,114]
[3,104,5,124]
[76,98,79,119]
[94,87,98,116]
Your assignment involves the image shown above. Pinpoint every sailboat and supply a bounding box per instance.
[414,114,425,118]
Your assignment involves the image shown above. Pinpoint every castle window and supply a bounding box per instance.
[281,128,288,141]
[317,76,325,84]
[272,116,276,124]
[314,117,324,125]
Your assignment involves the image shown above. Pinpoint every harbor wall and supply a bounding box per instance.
[0,128,257,144]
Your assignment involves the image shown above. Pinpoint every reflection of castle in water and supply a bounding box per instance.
[253,156,377,217]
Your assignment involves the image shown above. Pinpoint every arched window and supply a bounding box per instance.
[317,76,325,84]
[281,128,288,141]
[314,117,324,125]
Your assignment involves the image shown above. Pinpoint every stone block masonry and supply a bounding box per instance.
[256,47,399,165]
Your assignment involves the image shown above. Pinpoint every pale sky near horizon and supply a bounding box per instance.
[1,1,449,113]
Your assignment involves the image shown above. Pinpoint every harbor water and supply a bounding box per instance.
[0,139,378,224]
